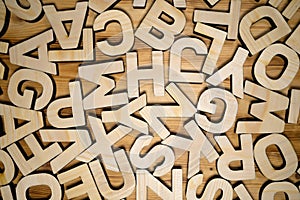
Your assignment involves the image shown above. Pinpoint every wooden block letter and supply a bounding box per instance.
[254,134,298,181]
[234,184,253,200]
[58,164,102,200]
[9,30,56,74]
[0,185,14,200]
[94,10,134,56]
[130,135,175,177]
[135,0,186,50]
[47,81,85,128]
[77,116,132,171]
[102,94,148,134]
[282,0,300,19]
[169,37,207,83]
[207,47,249,99]
[286,25,300,54]
[215,134,255,180]
[89,150,135,199]
[89,0,118,13]
[5,0,42,21]
[236,81,289,133]
[48,28,93,62]
[136,169,182,200]
[239,6,291,55]
[16,174,61,200]
[186,174,233,200]
[43,2,88,49]
[162,120,219,178]
[7,134,62,176]
[195,88,238,134]
[0,150,15,186]
[126,51,164,98]
[140,82,196,139]
[254,43,299,91]
[8,69,54,110]
[0,104,43,148]
[194,0,241,39]
[194,23,226,75]
[261,182,300,200]
[288,89,300,124]
[78,61,128,109]
[40,129,92,174]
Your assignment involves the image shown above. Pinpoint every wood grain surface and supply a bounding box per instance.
[0,0,299,199]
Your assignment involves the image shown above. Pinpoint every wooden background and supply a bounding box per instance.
[0,0,299,199]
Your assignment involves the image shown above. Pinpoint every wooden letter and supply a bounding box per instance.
[47,81,85,128]
[0,104,43,148]
[162,120,219,178]
[239,6,291,55]
[205,0,220,6]
[136,169,182,200]
[7,134,62,176]
[169,37,207,83]
[140,82,196,139]
[89,0,118,13]
[78,61,128,109]
[89,149,135,199]
[254,134,298,181]
[186,174,233,200]
[206,47,249,99]
[236,81,289,133]
[135,0,186,50]
[5,0,42,21]
[102,94,148,133]
[261,182,300,200]
[126,51,164,98]
[43,2,88,49]
[8,69,54,110]
[282,0,300,19]
[0,41,9,79]
[215,134,255,180]
[286,25,300,54]
[57,164,102,200]
[48,28,94,61]
[133,0,186,8]
[194,23,226,75]
[130,135,175,177]
[0,150,15,186]
[195,88,238,134]
[77,116,132,171]
[254,43,299,91]
[0,186,14,200]
[94,10,134,56]
[288,89,300,124]
[194,0,241,39]
[9,30,56,74]
[16,174,61,200]
[234,184,253,200]
[40,129,92,174]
